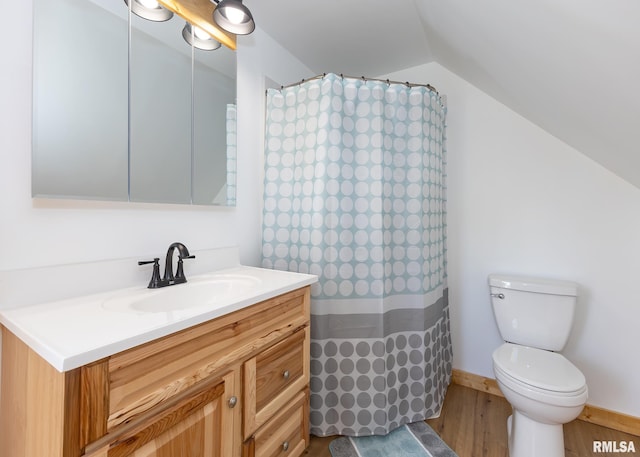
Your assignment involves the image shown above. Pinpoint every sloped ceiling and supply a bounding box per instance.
[245,0,640,189]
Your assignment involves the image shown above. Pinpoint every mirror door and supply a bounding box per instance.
[32,0,129,201]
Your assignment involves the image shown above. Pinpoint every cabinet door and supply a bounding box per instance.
[88,371,239,457]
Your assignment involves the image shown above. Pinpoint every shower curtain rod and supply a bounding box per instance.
[276,73,439,94]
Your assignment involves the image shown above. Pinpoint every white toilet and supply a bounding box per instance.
[489,274,588,457]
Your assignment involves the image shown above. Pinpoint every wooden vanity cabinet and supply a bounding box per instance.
[0,286,311,457]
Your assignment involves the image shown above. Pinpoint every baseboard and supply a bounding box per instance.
[579,405,640,437]
[451,368,503,397]
[451,369,640,437]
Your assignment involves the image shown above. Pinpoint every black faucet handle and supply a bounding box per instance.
[175,254,195,280]
[138,258,163,289]
[138,258,160,266]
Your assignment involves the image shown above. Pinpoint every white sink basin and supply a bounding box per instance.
[102,274,262,313]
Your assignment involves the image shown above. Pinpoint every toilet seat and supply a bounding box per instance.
[493,343,587,406]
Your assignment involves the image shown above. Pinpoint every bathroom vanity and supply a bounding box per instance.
[0,266,316,457]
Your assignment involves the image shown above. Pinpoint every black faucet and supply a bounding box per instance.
[163,242,195,285]
[138,242,196,289]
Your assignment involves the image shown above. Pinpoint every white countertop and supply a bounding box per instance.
[0,266,317,372]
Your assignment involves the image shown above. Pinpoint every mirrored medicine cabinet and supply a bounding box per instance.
[32,0,237,206]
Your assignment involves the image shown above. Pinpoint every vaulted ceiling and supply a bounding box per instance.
[245,0,640,189]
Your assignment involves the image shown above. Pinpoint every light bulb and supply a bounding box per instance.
[193,26,211,40]
[212,0,255,35]
[138,0,160,8]
[225,7,247,25]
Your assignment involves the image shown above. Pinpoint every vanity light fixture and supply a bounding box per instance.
[211,0,255,35]
[124,0,174,22]
[182,22,222,50]
[124,0,238,50]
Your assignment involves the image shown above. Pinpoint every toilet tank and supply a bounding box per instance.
[488,274,579,351]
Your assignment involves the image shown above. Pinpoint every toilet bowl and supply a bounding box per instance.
[488,275,588,457]
[493,343,588,457]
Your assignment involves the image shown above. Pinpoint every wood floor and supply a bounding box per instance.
[303,384,639,457]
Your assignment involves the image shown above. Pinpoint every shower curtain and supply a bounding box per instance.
[261,73,451,437]
[225,103,237,205]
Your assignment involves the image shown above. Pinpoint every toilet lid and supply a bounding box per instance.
[493,343,586,393]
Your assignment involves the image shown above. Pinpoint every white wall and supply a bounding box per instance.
[385,62,640,418]
[0,1,312,273]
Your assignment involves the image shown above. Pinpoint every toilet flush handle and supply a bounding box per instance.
[491,293,505,299]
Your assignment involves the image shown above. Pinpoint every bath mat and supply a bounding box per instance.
[328,421,458,457]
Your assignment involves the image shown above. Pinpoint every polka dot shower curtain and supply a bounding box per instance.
[262,73,452,437]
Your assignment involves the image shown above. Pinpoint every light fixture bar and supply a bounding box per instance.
[157,0,237,50]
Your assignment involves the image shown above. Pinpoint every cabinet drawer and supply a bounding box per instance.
[252,390,309,457]
[256,330,305,411]
[105,287,309,431]
[243,327,310,438]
